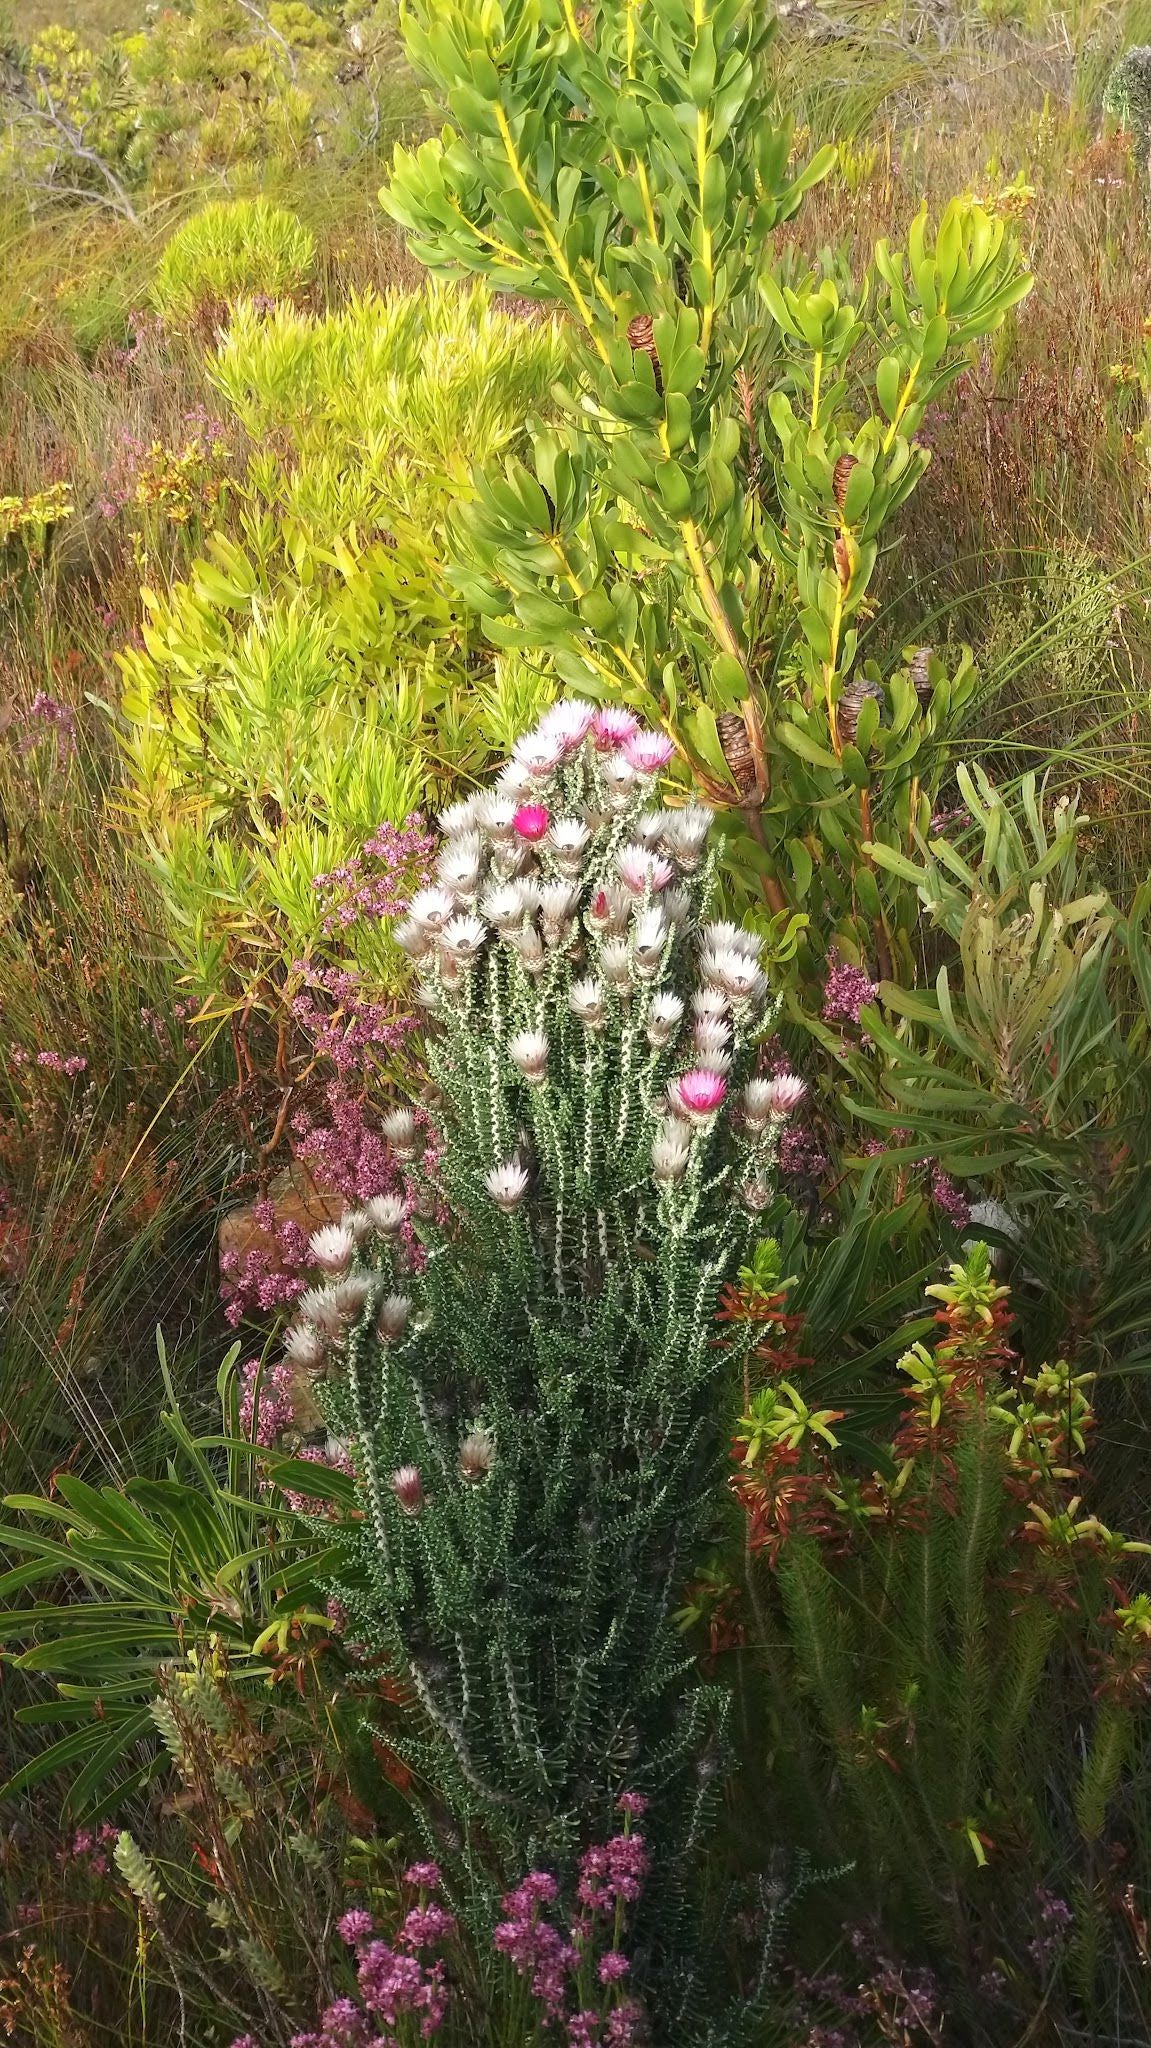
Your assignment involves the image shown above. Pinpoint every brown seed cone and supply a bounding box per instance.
[910,645,934,704]
[837,675,883,749]
[627,312,663,394]
[832,453,858,510]
[717,711,757,796]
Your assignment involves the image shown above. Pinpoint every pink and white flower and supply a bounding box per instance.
[508,1030,549,1084]
[616,844,674,895]
[485,1160,530,1212]
[591,707,639,750]
[624,730,675,774]
[669,1068,728,1120]
[391,1465,424,1514]
[309,1223,356,1274]
[513,803,551,841]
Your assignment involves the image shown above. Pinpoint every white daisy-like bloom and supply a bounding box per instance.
[365,1193,407,1234]
[695,1044,733,1076]
[407,886,456,933]
[719,956,767,1005]
[600,936,633,988]
[485,1159,530,1212]
[538,880,579,934]
[569,977,605,1027]
[282,1322,326,1370]
[660,804,714,870]
[383,1107,419,1159]
[634,811,667,847]
[617,844,674,895]
[439,795,482,837]
[508,1029,549,1083]
[650,990,685,1031]
[458,1427,497,1480]
[692,985,729,1019]
[300,1276,372,1339]
[701,920,761,960]
[415,979,440,1012]
[341,1208,375,1243]
[310,1222,356,1274]
[767,1073,807,1116]
[509,922,545,972]
[547,817,591,871]
[376,1293,413,1341]
[394,917,431,960]
[653,1128,692,1180]
[481,881,529,929]
[496,761,534,799]
[632,906,668,978]
[327,1275,373,1322]
[663,886,692,931]
[699,944,742,987]
[693,1017,731,1058]
[437,834,485,898]
[476,792,519,840]
[601,753,637,808]
[512,729,566,777]
[439,912,487,961]
[741,1079,776,1131]
[539,697,596,750]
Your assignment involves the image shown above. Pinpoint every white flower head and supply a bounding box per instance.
[365,1193,407,1234]
[634,811,667,847]
[600,936,633,988]
[383,1107,419,1159]
[310,1222,356,1274]
[283,1322,326,1371]
[617,843,674,895]
[485,1159,530,1213]
[663,885,692,931]
[394,918,432,961]
[741,1079,776,1131]
[407,886,456,934]
[646,989,684,1048]
[660,804,714,871]
[538,880,579,936]
[496,760,534,799]
[512,729,566,777]
[376,1293,413,1342]
[481,881,529,929]
[547,817,591,872]
[391,1464,424,1514]
[692,985,729,1019]
[538,697,596,751]
[569,977,606,1027]
[601,753,637,806]
[458,1427,497,1481]
[476,792,518,840]
[653,1128,692,1181]
[509,921,545,973]
[508,1029,549,1084]
[439,912,487,962]
[693,1017,731,1058]
[437,834,485,899]
[767,1073,807,1117]
[439,796,482,837]
[632,906,668,977]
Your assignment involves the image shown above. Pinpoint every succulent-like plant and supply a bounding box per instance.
[275,705,806,2011]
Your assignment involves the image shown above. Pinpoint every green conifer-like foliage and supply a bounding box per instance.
[281,703,804,1994]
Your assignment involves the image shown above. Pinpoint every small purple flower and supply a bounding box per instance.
[598,1951,631,1983]
[404,1860,443,1890]
[822,955,879,1026]
[338,1909,376,1949]
[929,1163,970,1231]
[615,1792,648,1819]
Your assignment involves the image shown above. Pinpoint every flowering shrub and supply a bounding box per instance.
[713,1243,1151,2024]
[265,705,806,2020]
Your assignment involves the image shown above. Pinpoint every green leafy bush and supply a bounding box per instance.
[117,284,567,1006]
[381,0,1030,986]
[151,198,318,323]
[720,1244,1151,2034]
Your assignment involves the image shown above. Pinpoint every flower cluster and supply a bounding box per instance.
[493,1800,649,2046]
[313,814,436,934]
[821,955,879,1028]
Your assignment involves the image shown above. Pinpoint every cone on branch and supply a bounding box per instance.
[837,675,883,750]
[910,646,934,706]
[717,712,758,797]
[627,312,663,393]
[832,453,858,510]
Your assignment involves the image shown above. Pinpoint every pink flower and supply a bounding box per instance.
[669,1069,727,1120]
[514,804,551,841]
[540,699,596,750]
[766,1074,806,1117]
[391,1465,425,1514]
[624,730,674,773]
[592,707,639,749]
[616,845,674,894]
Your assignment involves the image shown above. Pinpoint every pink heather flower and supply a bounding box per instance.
[514,803,551,841]
[605,2000,645,2046]
[404,1862,442,1890]
[339,1910,377,1948]
[592,707,639,749]
[767,1074,806,1117]
[624,730,674,773]
[599,1951,631,1983]
[822,956,879,1026]
[391,1465,424,1515]
[670,1069,727,1120]
[929,1164,971,1230]
[398,1903,457,1949]
[616,1792,648,1818]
